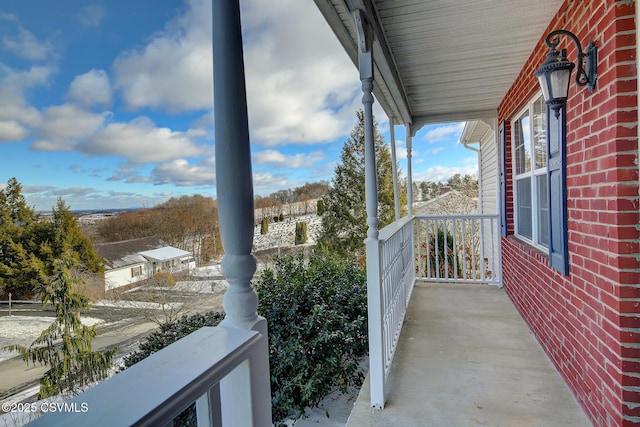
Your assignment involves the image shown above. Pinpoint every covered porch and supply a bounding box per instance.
[26,0,603,425]
[347,282,590,426]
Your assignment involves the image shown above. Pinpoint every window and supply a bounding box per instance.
[512,95,548,249]
[131,266,143,278]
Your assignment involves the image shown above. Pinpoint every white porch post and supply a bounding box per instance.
[406,127,414,216]
[389,118,401,221]
[212,1,272,425]
[354,9,385,408]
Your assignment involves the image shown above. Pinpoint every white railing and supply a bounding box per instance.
[414,214,501,285]
[29,326,271,427]
[367,215,415,408]
[367,214,501,407]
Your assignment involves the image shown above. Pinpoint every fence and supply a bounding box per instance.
[414,214,501,285]
[366,216,416,408]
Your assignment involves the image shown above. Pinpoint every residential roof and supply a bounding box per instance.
[94,236,167,269]
[139,247,191,262]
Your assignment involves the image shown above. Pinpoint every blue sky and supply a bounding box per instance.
[0,0,477,212]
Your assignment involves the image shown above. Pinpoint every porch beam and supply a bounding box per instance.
[406,128,413,216]
[212,1,272,424]
[410,109,498,136]
[389,118,400,221]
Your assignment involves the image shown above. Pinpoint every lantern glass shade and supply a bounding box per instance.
[537,67,572,103]
[534,49,575,114]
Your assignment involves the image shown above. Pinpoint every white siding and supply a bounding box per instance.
[478,126,500,283]
[105,262,150,291]
[480,128,498,215]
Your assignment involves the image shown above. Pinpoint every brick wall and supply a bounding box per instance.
[498,1,639,426]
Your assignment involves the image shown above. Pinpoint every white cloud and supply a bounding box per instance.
[113,0,213,112]
[241,0,360,146]
[67,69,112,107]
[422,122,465,143]
[252,171,299,196]
[424,147,445,156]
[414,163,478,183]
[1,24,55,62]
[32,104,109,151]
[0,120,29,140]
[0,65,52,141]
[81,116,206,163]
[77,5,106,28]
[112,0,361,146]
[151,159,215,186]
[253,149,324,169]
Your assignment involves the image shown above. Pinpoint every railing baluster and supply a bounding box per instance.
[412,214,500,285]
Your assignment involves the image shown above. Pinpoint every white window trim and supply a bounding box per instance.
[512,93,548,251]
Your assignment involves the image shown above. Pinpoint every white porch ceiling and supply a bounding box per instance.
[314,0,562,134]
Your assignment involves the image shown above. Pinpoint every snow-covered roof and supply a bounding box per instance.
[138,247,191,261]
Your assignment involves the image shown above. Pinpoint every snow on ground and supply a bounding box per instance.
[253,214,322,252]
[0,316,104,362]
[190,264,224,278]
[92,300,183,311]
[174,280,228,293]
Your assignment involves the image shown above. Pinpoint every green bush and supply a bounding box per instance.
[273,216,279,223]
[316,199,325,216]
[256,251,368,422]
[123,311,225,368]
[123,252,368,424]
[261,217,269,235]
[294,221,307,245]
[427,228,461,278]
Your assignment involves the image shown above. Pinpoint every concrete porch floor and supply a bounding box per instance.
[347,283,591,427]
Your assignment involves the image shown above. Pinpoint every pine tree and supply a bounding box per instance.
[318,110,407,254]
[5,252,116,398]
[0,178,44,299]
[1,184,115,397]
[46,199,104,275]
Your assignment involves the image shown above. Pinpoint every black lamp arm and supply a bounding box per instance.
[545,29,598,92]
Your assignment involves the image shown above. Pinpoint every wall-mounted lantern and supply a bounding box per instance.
[534,29,598,117]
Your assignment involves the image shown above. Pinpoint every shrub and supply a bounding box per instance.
[123,252,368,424]
[261,217,269,235]
[256,251,368,422]
[122,311,225,368]
[426,228,461,278]
[294,221,307,245]
[316,199,325,216]
[279,212,285,222]
[273,216,279,223]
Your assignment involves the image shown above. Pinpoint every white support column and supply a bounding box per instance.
[389,118,400,221]
[212,1,272,425]
[406,127,414,216]
[354,9,385,409]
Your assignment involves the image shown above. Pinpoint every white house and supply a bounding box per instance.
[94,236,194,291]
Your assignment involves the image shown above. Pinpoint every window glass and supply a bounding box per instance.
[536,174,549,246]
[533,97,547,169]
[517,178,532,239]
[514,112,531,174]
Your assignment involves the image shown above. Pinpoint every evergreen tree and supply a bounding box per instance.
[5,252,116,398]
[318,110,407,254]
[46,199,104,275]
[0,178,44,299]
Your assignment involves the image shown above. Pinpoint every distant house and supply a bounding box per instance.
[94,236,195,291]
